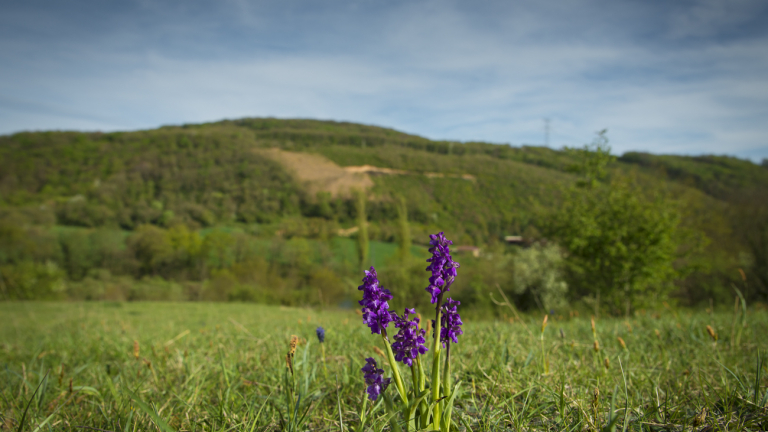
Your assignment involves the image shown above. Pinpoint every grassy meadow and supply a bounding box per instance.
[1,302,767,431]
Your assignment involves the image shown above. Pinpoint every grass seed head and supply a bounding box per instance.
[604,358,610,369]
[654,329,660,338]
[591,316,596,332]
[289,335,299,356]
[541,315,548,333]
[133,340,139,360]
[617,336,626,350]
[706,325,717,341]
[372,346,385,357]
[593,340,600,352]
[694,407,707,426]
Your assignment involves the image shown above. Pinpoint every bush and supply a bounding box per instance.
[510,244,568,312]
[0,261,66,300]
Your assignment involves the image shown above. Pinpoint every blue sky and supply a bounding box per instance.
[1,0,767,160]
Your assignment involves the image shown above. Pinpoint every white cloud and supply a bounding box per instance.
[0,0,767,160]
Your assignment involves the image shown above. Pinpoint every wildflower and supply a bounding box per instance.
[358,267,397,335]
[316,327,325,343]
[433,298,463,346]
[425,232,460,304]
[391,308,428,366]
[361,357,391,401]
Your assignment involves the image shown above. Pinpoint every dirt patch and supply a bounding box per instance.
[259,149,476,199]
[258,149,374,198]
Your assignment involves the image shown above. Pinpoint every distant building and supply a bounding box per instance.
[504,235,524,245]
[454,245,481,257]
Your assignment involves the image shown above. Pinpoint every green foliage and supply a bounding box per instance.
[396,195,411,261]
[0,261,65,300]
[511,243,568,311]
[1,118,766,305]
[567,129,615,189]
[355,190,369,270]
[544,137,688,315]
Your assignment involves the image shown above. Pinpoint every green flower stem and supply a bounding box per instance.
[416,355,426,391]
[431,292,444,429]
[410,364,419,393]
[382,334,409,406]
[442,342,453,431]
[321,344,328,380]
[443,342,452,398]
[416,355,429,430]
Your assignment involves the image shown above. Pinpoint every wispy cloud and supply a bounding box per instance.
[1,0,766,160]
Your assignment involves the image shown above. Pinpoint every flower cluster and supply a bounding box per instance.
[358,267,397,334]
[391,308,428,367]
[436,298,463,347]
[362,357,391,401]
[425,232,460,304]
[316,327,325,343]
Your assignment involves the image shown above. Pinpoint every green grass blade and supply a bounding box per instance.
[128,390,176,432]
[17,370,48,432]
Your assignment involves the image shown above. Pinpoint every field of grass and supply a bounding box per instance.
[1,302,767,431]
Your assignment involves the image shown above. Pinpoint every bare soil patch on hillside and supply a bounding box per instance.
[258,148,374,198]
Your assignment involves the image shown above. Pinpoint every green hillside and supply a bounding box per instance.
[1,118,766,308]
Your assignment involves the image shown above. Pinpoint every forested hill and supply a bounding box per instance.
[2,118,765,238]
[1,118,767,306]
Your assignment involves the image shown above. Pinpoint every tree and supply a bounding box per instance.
[543,132,683,315]
[355,190,369,270]
[396,195,411,261]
